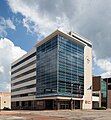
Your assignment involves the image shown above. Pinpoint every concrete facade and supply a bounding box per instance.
[11,47,36,109]
[11,30,92,110]
[83,45,92,109]
[0,92,11,109]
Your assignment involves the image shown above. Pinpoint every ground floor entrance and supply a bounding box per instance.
[12,99,83,110]
[36,99,82,110]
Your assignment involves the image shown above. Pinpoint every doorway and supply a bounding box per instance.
[75,100,80,109]
[45,100,53,110]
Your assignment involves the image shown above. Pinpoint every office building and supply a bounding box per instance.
[11,29,92,110]
[92,76,107,109]
[0,92,11,109]
[11,47,36,109]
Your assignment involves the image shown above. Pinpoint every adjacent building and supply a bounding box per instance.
[92,76,107,109]
[11,47,36,110]
[0,92,11,109]
[103,77,111,109]
[11,29,92,110]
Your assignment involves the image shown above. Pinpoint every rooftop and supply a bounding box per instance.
[36,29,92,48]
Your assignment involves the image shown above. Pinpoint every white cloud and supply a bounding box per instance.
[0,38,26,92]
[101,72,111,79]
[97,59,111,78]
[96,59,111,72]
[93,51,111,78]
[0,17,16,37]
[6,19,16,30]
[7,0,111,78]
[23,17,39,34]
[7,0,111,57]
[0,66,4,74]
[8,0,72,35]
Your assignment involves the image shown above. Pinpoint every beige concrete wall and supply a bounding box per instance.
[92,96,99,101]
[11,71,36,84]
[12,95,36,102]
[12,47,36,66]
[92,91,101,108]
[11,56,36,73]
[83,45,92,109]
[11,88,36,96]
[11,63,36,78]
[11,47,36,102]
[0,92,11,109]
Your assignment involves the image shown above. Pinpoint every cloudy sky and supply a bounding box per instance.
[0,0,111,91]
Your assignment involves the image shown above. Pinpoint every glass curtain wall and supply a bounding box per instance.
[101,79,107,107]
[36,36,58,97]
[58,35,84,98]
[36,35,84,98]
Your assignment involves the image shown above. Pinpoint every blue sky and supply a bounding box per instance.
[0,0,43,51]
[0,0,111,91]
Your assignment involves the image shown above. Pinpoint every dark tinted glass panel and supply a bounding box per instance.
[108,85,111,90]
[11,76,36,86]
[11,60,36,74]
[12,52,36,68]
[108,78,111,83]
[58,35,84,98]
[36,35,84,98]
[36,36,58,97]
[11,68,36,81]
[101,80,107,98]
[11,84,36,92]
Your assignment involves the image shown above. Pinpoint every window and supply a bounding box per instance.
[58,35,84,97]
[12,52,36,68]
[36,36,58,96]
[36,35,84,98]
[11,68,36,81]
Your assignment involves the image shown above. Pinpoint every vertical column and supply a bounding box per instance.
[106,78,109,108]
[70,99,73,110]
[43,100,45,110]
[19,101,22,109]
[56,99,60,110]
[80,101,83,109]
[73,100,75,109]
[99,91,101,107]
[83,46,92,109]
